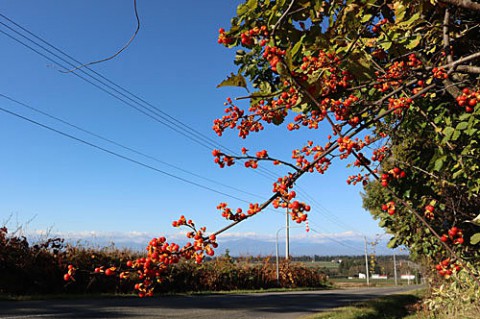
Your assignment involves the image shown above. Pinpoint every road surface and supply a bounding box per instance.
[0,285,422,319]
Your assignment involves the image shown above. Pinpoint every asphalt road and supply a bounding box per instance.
[0,285,422,319]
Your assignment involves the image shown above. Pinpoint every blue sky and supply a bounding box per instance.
[0,1,389,255]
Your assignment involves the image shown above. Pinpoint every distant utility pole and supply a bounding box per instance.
[393,251,398,286]
[364,236,370,286]
[285,207,290,260]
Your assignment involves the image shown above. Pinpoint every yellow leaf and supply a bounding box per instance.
[217,73,248,91]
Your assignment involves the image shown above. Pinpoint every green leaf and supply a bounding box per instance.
[380,41,392,50]
[290,35,305,60]
[387,237,398,249]
[452,169,464,179]
[394,3,407,22]
[442,126,455,143]
[434,156,445,171]
[361,14,372,23]
[217,73,249,91]
[397,12,421,28]
[237,0,257,16]
[456,121,469,131]
[470,233,480,245]
[452,129,461,141]
[405,34,421,49]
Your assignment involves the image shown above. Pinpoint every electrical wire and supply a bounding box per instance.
[0,13,368,232]
[0,92,266,200]
[0,14,277,181]
[0,104,258,204]
[296,186,366,235]
[309,227,365,252]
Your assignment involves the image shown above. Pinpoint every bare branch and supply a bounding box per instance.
[443,8,454,67]
[61,0,140,73]
[456,65,480,73]
[440,0,480,11]
[440,51,480,69]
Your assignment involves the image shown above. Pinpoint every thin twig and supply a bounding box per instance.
[271,0,296,37]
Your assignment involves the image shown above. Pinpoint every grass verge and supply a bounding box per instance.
[301,290,425,319]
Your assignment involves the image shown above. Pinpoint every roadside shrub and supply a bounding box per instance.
[0,228,327,296]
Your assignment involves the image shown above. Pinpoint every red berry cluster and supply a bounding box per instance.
[435,258,462,279]
[217,202,246,221]
[240,25,269,46]
[381,201,396,215]
[299,52,352,96]
[215,94,299,138]
[291,141,331,172]
[353,152,372,167]
[288,200,310,223]
[424,204,435,220]
[388,97,413,115]
[212,102,246,137]
[456,88,479,113]
[263,46,286,73]
[337,136,366,159]
[82,215,219,297]
[322,95,361,123]
[94,266,117,276]
[371,145,389,162]
[440,226,464,245]
[412,79,427,96]
[212,149,234,168]
[289,109,327,131]
[380,167,406,187]
[217,28,233,45]
[432,67,448,79]
[347,173,370,186]
[374,54,421,93]
[63,264,76,282]
[372,18,388,34]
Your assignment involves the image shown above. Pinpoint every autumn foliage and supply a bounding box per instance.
[59,2,480,313]
[0,227,327,296]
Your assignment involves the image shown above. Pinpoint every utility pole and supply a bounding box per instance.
[393,250,398,286]
[285,207,290,260]
[364,236,370,286]
[407,261,411,285]
[275,225,303,284]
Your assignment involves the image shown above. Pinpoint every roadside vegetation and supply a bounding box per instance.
[0,227,329,297]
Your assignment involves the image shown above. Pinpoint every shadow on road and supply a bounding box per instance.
[0,286,423,319]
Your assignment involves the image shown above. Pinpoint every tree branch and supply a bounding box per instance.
[456,65,480,73]
[443,8,453,67]
[440,0,480,11]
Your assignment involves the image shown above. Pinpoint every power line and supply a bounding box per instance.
[296,186,366,235]
[309,227,364,252]
[0,104,257,204]
[0,14,278,180]
[0,22,217,152]
[0,13,363,231]
[0,92,265,200]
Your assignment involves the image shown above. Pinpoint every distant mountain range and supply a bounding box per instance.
[66,235,403,257]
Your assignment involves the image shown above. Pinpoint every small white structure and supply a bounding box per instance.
[371,274,388,280]
[401,274,415,280]
[358,273,366,279]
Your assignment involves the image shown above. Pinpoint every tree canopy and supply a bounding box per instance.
[66,2,480,310]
